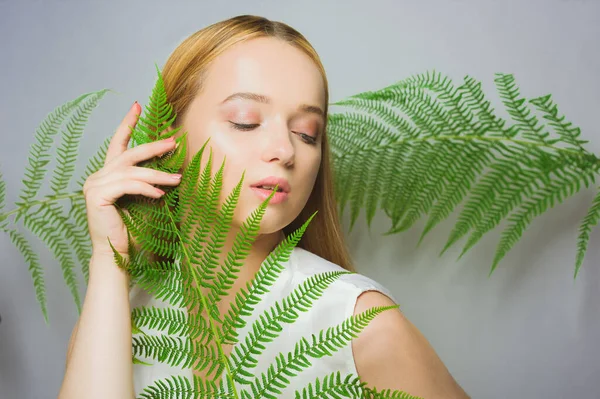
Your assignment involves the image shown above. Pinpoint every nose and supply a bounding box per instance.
[261,120,295,167]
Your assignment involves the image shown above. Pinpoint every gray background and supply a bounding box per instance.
[1,0,599,398]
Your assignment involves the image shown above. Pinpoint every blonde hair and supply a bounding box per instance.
[160,15,355,272]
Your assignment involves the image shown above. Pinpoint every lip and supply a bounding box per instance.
[250,187,289,204]
[250,176,291,193]
[250,176,291,205]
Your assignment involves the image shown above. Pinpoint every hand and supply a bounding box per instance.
[82,101,182,258]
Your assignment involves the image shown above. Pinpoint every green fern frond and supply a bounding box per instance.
[327,123,375,220]
[229,271,350,383]
[130,66,182,148]
[131,306,213,343]
[220,215,315,345]
[129,258,202,311]
[380,87,458,136]
[575,188,600,278]
[361,147,395,229]
[439,147,529,255]
[293,372,365,399]
[175,140,205,241]
[347,152,376,231]
[67,196,94,283]
[120,200,182,259]
[196,158,238,296]
[352,71,474,136]
[494,73,549,143]
[329,70,600,275]
[50,90,109,195]
[207,175,271,307]
[492,168,598,273]
[398,141,480,234]
[418,141,496,245]
[333,74,499,236]
[459,75,507,135]
[384,141,433,230]
[182,144,218,270]
[410,72,480,136]
[138,375,234,399]
[293,370,424,399]
[332,145,362,224]
[456,148,564,259]
[1,169,49,321]
[132,356,153,366]
[32,201,92,284]
[241,305,399,399]
[14,91,98,212]
[6,229,47,321]
[0,88,115,320]
[132,334,222,375]
[376,144,412,226]
[22,211,81,312]
[529,94,590,151]
[389,141,452,233]
[363,386,424,399]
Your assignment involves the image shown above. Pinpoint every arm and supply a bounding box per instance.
[65,319,79,368]
[352,291,470,399]
[58,253,134,399]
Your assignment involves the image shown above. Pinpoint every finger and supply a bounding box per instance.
[87,179,165,207]
[92,165,182,188]
[104,102,141,166]
[112,137,176,168]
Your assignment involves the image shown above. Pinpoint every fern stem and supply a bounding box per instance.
[336,134,600,166]
[162,200,240,399]
[2,191,83,223]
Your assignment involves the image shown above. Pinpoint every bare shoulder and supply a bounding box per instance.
[352,290,470,399]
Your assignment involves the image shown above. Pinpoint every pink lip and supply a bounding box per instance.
[250,176,291,193]
[250,176,291,204]
[251,187,289,204]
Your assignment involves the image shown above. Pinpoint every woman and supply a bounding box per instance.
[58,15,469,399]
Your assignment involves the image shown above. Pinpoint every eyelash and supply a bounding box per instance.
[229,122,318,145]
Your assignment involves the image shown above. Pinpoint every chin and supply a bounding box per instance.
[230,200,295,235]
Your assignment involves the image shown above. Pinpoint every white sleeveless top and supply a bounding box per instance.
[129,246,398,398]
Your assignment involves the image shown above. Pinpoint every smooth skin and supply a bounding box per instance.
[58,37,469,398]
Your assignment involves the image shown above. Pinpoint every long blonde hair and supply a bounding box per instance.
[160,15,355,272]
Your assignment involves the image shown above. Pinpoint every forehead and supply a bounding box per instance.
[201,37,326,108]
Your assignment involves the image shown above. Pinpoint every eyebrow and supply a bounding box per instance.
[220,92,325,119]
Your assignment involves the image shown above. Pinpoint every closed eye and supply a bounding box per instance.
[297,132,317,145]
[229,122,259,131]
[229,122,318,145]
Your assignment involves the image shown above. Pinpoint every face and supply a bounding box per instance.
[173,37,325,241]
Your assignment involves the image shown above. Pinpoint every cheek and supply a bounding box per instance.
[310,151,322,178]
[207,123,253,160]
[211,143,253,200]
[190,123,247,176]
[300,152,322,196]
